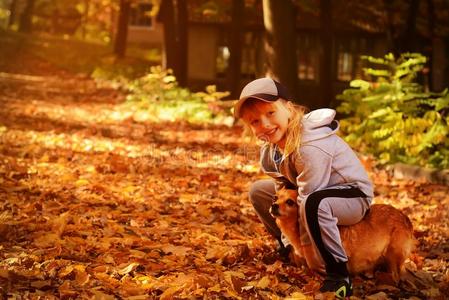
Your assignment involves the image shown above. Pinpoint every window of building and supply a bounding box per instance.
[216,46,230,77]
[354,38,368,79]
[336,38,369,81]
[215,31,262,79]
[241,32,260,78]
[297,35,319,81]
[337,51,353,81]
[129,3,153,27]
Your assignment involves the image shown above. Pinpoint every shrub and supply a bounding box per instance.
[337,53,449,169]
[124,66,233,124]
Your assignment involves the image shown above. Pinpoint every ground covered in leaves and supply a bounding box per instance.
[0,39,448,300]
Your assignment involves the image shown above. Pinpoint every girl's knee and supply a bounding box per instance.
[249,180,275,203]
[249,181,263,204]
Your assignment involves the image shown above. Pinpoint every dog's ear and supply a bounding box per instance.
[284,181,297,190]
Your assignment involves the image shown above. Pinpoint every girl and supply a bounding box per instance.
[235,78,374,299]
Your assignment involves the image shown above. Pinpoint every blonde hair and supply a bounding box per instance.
[240,98,307,158]
[283,102,306,157]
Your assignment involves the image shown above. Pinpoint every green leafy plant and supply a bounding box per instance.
[124,66,233,124]
[337,53,449,169]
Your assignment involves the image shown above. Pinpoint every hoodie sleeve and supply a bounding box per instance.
[294,144,333,203]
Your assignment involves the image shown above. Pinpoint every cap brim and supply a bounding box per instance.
[234,94,279,118]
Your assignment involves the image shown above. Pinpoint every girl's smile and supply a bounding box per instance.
[258,127,278,140]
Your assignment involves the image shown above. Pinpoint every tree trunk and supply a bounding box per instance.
[158,0,176,69]
[159,0,188,86]
[8,0,18,27]
[400,0,419,53]
[82,0,90,40]
[427,0,434,90]
[110,4,117,41]
[383,0,398,54]
[18,0,36,33]
[319,0,333,108]
[160,0,177,75]
[114,0,130,58]
[262,0,299,103]
[176,0,188,86]
[227,0,244,98]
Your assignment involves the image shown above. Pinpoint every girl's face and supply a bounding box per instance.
[241,99,293,148]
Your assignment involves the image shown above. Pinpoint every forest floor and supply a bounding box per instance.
[0,35,448,299]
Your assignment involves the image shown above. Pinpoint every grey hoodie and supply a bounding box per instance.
[260,108,374,204]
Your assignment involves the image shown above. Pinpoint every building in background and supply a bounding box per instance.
[4,0,449,104]
[125,1,448,104]
[127,1,163,48]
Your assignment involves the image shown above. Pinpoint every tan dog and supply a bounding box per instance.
[270,188,415,282]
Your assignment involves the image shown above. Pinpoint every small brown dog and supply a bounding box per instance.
[270,188,415,282]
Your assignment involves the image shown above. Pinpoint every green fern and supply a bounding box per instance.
[337,53,449,169]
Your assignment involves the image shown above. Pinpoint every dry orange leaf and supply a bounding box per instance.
[117,262,140,276]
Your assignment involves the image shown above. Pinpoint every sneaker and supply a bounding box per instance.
[276,244,292,263]
[319,276,352,299]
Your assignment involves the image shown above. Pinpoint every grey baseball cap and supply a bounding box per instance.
[234,77,290,118]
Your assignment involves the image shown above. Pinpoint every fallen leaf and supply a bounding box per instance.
[91,289,116,300]
[117,262,140,276]
[31,280,52,288]
[285,291,311,300]
[161,244,191,257]
[0,268,9,279]
[366,292,389,300]
[159,285,183,300]
[256,275,271,289]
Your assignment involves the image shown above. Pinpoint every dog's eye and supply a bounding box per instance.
[272,195,278,203]
[286,199,295,206]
